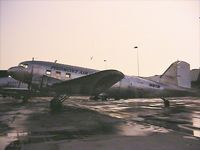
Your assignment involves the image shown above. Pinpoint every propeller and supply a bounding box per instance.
[27,66,34,91]
[0,70,9,78]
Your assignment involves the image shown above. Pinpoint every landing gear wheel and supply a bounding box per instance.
[101,96,107,101]
[90,96,99,101]
[161,97,170,107]
[114,97,120,100]
[50,98,63,111]
[22,95,29,103]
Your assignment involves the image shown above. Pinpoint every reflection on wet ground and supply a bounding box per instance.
[65,97,200,139]
[0,97,200,149]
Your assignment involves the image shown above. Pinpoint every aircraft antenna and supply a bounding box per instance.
[134,46,140,76]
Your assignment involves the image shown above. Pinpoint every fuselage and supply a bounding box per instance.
[8,60,195,99]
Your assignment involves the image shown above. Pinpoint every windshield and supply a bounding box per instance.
[18,63,28,68]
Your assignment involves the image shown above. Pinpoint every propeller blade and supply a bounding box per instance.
[0,70,8,77]
[28,66,34,90]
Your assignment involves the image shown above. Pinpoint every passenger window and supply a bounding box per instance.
[65,73,71,78]
[56,71,61,76]
[46,70,51,75]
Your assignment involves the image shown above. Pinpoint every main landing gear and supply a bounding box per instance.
[90,96,99,101]
[50,95,68,111]
[22,95,30,103]
[90,95,108,101]
[161,97,170,107]
[14,94,30,103]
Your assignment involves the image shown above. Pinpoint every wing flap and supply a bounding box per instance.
[51,70,124,96]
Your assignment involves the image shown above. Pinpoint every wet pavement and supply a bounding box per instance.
[0,97,200,150]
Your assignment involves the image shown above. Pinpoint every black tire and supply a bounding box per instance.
[164,100,170,107]
[90,96,99,101]
[114,97,120,100]
[101,96,107,101]
[22,96,29,103]
[50,98,63,111]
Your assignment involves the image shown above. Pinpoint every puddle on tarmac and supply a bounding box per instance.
[140,108,200,138]
[117,122,169,136]
[178,114,200,138]
[2,97,200,149]
[3,120,118,150]
[192,116,200,136]
[3,121,170,150]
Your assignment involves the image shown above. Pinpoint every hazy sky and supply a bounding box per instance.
[0,0,199,76]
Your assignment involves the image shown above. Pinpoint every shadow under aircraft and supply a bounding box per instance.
[0,60,199,111]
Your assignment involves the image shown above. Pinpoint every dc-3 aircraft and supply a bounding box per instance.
[0,60,199,110]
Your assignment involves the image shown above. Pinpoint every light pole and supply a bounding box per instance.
[104,59,107,69]
[199,17,200,69]
[134,46,140,76]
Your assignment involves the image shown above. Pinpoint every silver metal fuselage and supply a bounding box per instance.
[8,61,194,99]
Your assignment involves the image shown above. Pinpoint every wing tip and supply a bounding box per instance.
[102,69,125,79]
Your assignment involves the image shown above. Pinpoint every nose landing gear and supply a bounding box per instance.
[50,95,69,111]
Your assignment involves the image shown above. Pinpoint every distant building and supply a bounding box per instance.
[191,69,200,88]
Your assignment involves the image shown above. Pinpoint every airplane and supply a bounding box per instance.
[0,61,124,110]
[0,76,29,99]
[0,60,198,111]
[103,60,199,104]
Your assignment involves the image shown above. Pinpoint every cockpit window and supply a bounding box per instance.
[19,63,28,68]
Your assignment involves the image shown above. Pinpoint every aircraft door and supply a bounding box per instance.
[28,65,43,89]
[31,65,50,89]
[40,75,49,88]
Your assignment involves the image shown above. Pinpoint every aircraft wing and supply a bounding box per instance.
[0,87,29,97]
[51,70,124,96]
[0,70,8,77]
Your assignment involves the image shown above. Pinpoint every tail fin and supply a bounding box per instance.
[159,61,191,88]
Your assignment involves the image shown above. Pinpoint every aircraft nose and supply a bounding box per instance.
[8,66,27,81]
[8,66,19,75]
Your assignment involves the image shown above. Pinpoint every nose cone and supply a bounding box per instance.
[8,66,19,75]
[8,66,29,82]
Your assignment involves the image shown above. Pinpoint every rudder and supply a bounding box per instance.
[159,61,191,88]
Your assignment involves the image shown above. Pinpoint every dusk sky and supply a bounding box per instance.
[0,0,199,76]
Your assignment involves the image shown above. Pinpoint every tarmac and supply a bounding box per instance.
[0,96,200,150]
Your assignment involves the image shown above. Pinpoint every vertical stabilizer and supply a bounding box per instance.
[160,61,191,88]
